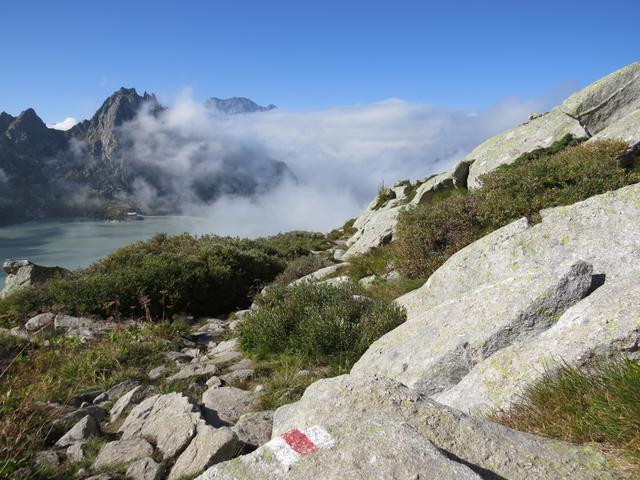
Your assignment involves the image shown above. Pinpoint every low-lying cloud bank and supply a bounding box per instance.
[116,92,556,236]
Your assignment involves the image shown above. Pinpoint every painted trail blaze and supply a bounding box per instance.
[269,425,335,470]
[283,428,318,456]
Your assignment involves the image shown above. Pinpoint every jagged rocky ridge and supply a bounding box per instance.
[0,90,286,225]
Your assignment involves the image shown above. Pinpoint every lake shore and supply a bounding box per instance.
[0,216,212,289]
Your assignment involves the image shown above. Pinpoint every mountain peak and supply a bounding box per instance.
[0,111,16,133]
[204,97,276,115]
[6,108,48,136]
[79,87,163,163]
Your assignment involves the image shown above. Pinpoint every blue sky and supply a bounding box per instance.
[1,0,638,123]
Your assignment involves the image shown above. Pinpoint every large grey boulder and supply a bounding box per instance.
[352,261,592,394]
[198,416,481,480]
[167,361,218,382]
[125,457,164,480]
[397,183,640,321]
[24,312,55,332]
[435,272,640,412]
[1,259,68,298]
[232,410,274,448]
[53,315,95,331]
[66,442,85,463]
[201,386,258,425]
[343,205,402,259]
[465,108,587,188]
[53,314,116,341]
[589,108,640,155]
[33,450,61,468]
[56,404,106,425]
[410,160,473,206]
[94,379,140,404]
[464,62,640,188]
[54,414,99,448]
[272,375,617,480]
[118,393,199,460]
[93,438,154,470]
[109,385,149,423]
[168,426,240,480]
[105,392,239,478]
[343,185,408,259]
[560,62,640,135]
[193,318,229,344]
[207,339,243,364]
[288,262,348,286]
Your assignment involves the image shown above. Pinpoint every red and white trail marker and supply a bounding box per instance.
[269,426,335,470]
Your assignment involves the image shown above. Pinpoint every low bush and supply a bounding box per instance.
[490,358,640,469]
[472,138,634,229]
[396,190,476,278]
[372,185,396,210]
[0,231,330,322]
[396,139,640,278]
[238,283,406,369]
[357,276,427,304]
[347,244,398,281]
[326,218,357,241]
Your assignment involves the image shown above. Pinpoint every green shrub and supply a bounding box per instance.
[0,231,330,322]
[357,276,427,304]
[326,218,357,241]
[396,139,640,278]
[490,358,640,467]
[347,244,398,281]
[372,185,396,210]
[272,255,334,286]
[238,283,405,368]
[396,190,478,278]
[472,139,633,229]
[0,287,57,328]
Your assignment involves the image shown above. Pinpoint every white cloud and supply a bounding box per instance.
[47,117,79,131]
[115,92,552,235]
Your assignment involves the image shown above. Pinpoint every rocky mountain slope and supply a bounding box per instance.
[0,90,285,225]
[195,62,640,478]
[342,62,640,259]
[2,63,639,480]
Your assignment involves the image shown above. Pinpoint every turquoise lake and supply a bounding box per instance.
[0,217,215,288]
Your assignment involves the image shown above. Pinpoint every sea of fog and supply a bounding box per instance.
[0,217,220,289]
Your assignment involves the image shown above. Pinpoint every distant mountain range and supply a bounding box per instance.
[0,89,287,225]
[205,96,277,114]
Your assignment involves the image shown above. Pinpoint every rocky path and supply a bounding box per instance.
[28,311,275,480]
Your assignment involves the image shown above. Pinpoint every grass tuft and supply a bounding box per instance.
[238,283,405,366]
[490,358,640,469]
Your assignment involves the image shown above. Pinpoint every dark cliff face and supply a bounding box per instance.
[0,109,73,224]
[0,90,290,226]
[76,88,163,164]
